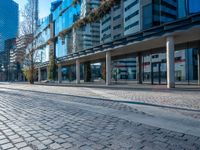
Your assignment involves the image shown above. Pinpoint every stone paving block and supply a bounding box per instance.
[49,143,62,149]
[1,143,14,149]
[41,139,53,145]
[0,139,10,145]
[12,137,24,144]
[8,134,20,140]
[79,145,93,150]
[61,142,73,149]
[20,146,33,150]
[54,138,66,144]
[35,143,47,150]
[0,135,6,140]
[25,136,36,142]
[15,142,27,149]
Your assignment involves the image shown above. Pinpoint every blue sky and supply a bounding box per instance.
[13,0,53,21]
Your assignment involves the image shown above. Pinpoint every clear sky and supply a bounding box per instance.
[13,0,53,21]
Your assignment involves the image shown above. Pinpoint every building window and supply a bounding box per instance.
[125,21,139,31]
[189,0,200,14]
[125,0,138,12]
[125,10,139,22]
[102,25,111,33]
[113,24,121,30]
[113,15,121,21]
[143,4,153,29]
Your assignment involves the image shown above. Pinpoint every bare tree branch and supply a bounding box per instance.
[21,0,38,84]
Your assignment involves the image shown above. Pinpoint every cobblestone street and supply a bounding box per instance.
[0,83,200,150]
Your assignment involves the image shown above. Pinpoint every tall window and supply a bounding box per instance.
[188,0,200,14]
[143,4,153,29]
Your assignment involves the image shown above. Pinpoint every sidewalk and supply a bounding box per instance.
[35,81,200,91]
[1,82,200,111]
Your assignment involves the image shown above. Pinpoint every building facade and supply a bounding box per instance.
[25,0,200,87]
[9,35,33,81]
[100,0,124,43]
[0,0,18,51]
[76,0,100,51]
[0,38,16,81]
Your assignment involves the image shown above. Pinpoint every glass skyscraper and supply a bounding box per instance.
[0,0,18,51]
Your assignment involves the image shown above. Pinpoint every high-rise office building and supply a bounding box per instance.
[0,0,18,51]
[101,0,178,39]
[100,0,124,43]
[78,0,100,50]
[51,0,62,13]
[141,0,178,30]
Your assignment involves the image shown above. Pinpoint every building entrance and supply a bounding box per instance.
[151,62,166,85]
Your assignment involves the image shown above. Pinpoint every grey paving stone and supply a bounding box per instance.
[20,146,33,150]
[0,139,10,145]
[49,143,62,149]
[54,138,65,144]
[1,143,14,149]
[35,143,47,150]
[0,135,6,140]
[61,142,73,149]
[15,142,27,149]
[25,136,36,142]
[0,84,199,150]
[41,139,53,145]
[12,138,24,144]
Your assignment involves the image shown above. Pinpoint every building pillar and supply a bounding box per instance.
[198,49,200,86]
[137,53,142,84]
[58,64,62,83]
[38,68,41,82]
[106,51,111,85]
[76,59,80,84]
[166,36,175,88]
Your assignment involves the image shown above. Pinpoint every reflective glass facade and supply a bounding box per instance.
[56,37,67,58]
[189,0,200,14]
[34,17,51,63]
[53,0,80,36]
[0,0,18,51]
[54,0,80,58]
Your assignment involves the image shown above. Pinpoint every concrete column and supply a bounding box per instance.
[166,36,175,88]
[76,59,80,84]
[137,53,142,84]
[58,64,62,83]
[106,51,111,85]
[38,68,41,82]
[198,49,200,86]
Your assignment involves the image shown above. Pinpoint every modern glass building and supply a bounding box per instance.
[26,0,200,87]
[53,0,81,58]
[0,0,18,51]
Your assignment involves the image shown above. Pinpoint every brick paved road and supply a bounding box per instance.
[0,85,200,149]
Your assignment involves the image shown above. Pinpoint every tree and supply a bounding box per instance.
[21,0,38,84]
[47,47,56,81]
